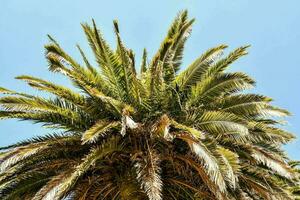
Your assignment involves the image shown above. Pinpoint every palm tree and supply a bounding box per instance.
[0,10,298,200]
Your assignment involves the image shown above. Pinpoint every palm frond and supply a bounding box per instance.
[175,44,228,91]
[81,120,120,144]
[15,75,86,106]
[178,135,226,193]
[188,72,255,105]
[0,144,48,173]
[42,136,122,200]
[216,146,240,189]
[251,146,294,179]
[140,48,148,75]
[195,111,249,138]
[133,150,163,200]
[204,45,250,77]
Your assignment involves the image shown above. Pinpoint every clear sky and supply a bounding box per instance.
[0,0,299,159]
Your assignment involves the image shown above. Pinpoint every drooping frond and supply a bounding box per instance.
[133,150,163,200]
[178,135,226,193]
[0,144,48,173]
[41,136,122,200]
[15,75,86,106]
[251,146,294,179]
[216,147,240,189]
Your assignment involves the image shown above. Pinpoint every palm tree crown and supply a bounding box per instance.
[0,10,298,200]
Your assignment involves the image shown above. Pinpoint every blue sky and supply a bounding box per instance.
[0,0,299,159]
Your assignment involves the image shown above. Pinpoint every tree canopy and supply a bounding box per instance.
[0,10,299,200]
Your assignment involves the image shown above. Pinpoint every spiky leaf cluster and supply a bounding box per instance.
[0,11,298,200]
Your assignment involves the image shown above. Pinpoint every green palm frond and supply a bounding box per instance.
[140,48,148,75]
[175,44,228,91]
[81,120,120,144]
[194,111,249,139]
[204,45,250,77]
[15,75,86,106]
[149,10,194,80]
[0,87,14,94]
[188,72,255,106]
